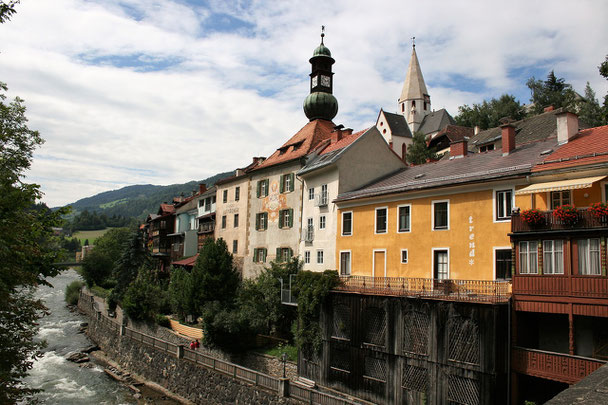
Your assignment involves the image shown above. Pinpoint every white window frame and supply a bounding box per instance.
[304,251,311,264]
[401,249,408,264]
[397,204,412,233]
[308,187,315,200]
[431,247,450,279]
[432,199,450,231]
[518,241,538,274]
[578,238,601,275]
[493,246,513,280]
[493,187,514,223]
[543,240,564,275]
[317,249,324,264]
[339,250,352,276]
[549,190,571,210]
[375,206,388,234]
[372,249,387,277]
[341,211,353,236]
[319,215,326,230]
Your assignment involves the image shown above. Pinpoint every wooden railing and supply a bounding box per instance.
[512,346,606,384]
[335,276,510,303]
[513,275,608,298]
[512,210,608,233]
[198,222,215,233]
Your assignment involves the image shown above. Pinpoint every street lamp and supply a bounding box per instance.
[281,352,287,378]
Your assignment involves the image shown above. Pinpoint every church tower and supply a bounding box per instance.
[303,28,338,121]
[398,42,431,133]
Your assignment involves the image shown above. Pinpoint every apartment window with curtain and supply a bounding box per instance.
[340,252,351,275]
[578,238,601,275]
[519,241,538,274]
[543,240,564,274]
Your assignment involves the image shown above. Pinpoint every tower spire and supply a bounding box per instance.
[303,29,338,122]
[398,40,430,133]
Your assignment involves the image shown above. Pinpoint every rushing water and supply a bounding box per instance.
[24,269,137,404]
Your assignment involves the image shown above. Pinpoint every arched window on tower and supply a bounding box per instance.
[401,103,405,112]
[411,101,416,108]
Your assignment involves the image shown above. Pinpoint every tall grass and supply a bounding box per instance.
[65,280,84,305]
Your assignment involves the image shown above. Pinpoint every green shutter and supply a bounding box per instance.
[279,210,284,228]
[263,213,268,229]
[288,248,293,261]
[253,249,258,262]
[265,180,269,197]
[256,214,260,230]
[288,208,294,228]
[276,247,282,262]
[289,173,295,192]
[263,248,267,262]
[256,181,261,198]
[280,175,285,193]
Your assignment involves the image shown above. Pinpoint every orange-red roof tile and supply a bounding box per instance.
[254,119,335,170]
[320,128,367,155]
[533,125,608,172]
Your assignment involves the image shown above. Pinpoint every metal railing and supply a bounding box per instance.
[512,210,608,233]
[334,276,511,303]
[315,192,328,207]
[303,226,314,242]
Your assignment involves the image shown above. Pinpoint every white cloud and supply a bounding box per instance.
[2,0,607,207]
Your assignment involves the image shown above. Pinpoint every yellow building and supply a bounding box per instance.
[334,116,581,282]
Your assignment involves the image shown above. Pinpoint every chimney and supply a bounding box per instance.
[331,127,352,143]
[235,169,245,176]
[252,156,265,165]
[450,139,468,158]
[474,126,480,135]
[544,105,555,112]
[556,110,579,144]
[198,183,207,194]
[501,123,516,156]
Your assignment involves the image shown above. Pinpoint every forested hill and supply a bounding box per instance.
[63,171,233,220]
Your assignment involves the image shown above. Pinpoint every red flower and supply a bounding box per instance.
[521,209,544,226]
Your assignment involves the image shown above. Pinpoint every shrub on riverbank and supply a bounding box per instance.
[65,280,84,306]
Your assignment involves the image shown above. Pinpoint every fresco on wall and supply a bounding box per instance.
[262,180,287,223]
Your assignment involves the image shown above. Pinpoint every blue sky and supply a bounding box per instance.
[1,0,607,206]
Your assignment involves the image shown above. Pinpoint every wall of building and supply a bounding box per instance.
[215,176,250,272]
[244,162,304,279]
[336,183,520,280]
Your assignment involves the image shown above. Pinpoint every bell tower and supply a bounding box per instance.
[303,27,338,122]
[398,38,431,133]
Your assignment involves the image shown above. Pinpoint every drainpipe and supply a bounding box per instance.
[507,298,512,405]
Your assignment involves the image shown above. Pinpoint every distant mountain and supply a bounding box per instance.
[62,171,233,220]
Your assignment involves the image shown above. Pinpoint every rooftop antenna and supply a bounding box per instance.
[412,36,416,48]
[321,25,325,44]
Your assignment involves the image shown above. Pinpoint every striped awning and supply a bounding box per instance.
[515,176,606,195]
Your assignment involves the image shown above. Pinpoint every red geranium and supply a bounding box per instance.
[588,202,608,218]
[553,204,579,224]
[521,209,544,226]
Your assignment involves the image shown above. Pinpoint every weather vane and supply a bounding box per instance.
[412,36,416,48]
[321,25,325,44]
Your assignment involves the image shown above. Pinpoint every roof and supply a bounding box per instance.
[533,125,608,172]
[336,137,558,203]
[297,128,368,176]
[418,109,455,136]
[215,158,266,186]
[254,119,335,171]
[470,108,574,148]
[158,204,175,215]
[399,46,428,102]
[172,254,198,267]
[381,111,412,138]
[428,125,474,149]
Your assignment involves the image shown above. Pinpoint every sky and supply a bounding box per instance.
[1,0,607,207]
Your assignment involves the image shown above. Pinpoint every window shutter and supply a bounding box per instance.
[256,181,261,198]
[253,249,258,262]
[280,175,285,193]
[256,214,260,230]
[288,248,293,260]
[289,173,295,192]
[288,208,294,228]
[262,248,267,262]
[279,210,284,228]
[276,247,282,262]
[265,179,269,196]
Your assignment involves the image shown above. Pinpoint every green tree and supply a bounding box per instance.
[526,70,577,115]
[81,227,131,288]
[192,238,240,306]
[0,79,66,402]
[0,1,17,24]
[168,266,196,321]
[455,94,524,130]
[108,229,150,306]
[406,131,437,165]
[121,266,162,322]
[577,82,604,126]
[599,55,608,124]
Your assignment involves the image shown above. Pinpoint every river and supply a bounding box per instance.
[24,269,137,404]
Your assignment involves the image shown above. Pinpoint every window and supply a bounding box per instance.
[433,250,449,280]
[280,173,295,193]
[223,189,228,203]
[160,220,167,229]
[198,199,204,208]
[308,187,315,200]
[232,240,238,254]
[480,144,495,152]
[234,214,239,227]
[433,200,449,230]
[235,187,240,201]
[342,212,353,236]
[340,252,351,275]
[398,205,411,232]
[519,241,538,274]
[255,212,268,231]
[551,190,571,210]
[304,251,311,264]
[401,249,408,264]
[253,248,267,263]
[495,189,513,221]
[257,179,269,198]
[578,238,601,275]
[495,249,512,279]
[279,208,294,228]
[221,215,227,228]
[276,247,292,262]
[305,218,313,241]
[543,240,564,274]
[319,215,326,229]
[375,207,388,234]
[317,250,324,264]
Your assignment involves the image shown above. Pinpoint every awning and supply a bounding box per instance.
[515,175,606,195]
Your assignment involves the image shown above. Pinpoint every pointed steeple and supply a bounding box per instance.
[398,40,431,133]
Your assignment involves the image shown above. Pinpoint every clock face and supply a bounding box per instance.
[311,76,318,88]
[320,75,331,87]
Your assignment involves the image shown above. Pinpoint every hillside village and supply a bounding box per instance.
[83,33,608,404]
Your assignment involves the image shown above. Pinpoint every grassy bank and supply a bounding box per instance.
[72,228,111,245]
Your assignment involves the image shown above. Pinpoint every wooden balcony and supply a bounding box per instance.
[512,346,606,384]
[335,276,510,304]
[198,222,215,234]
[513,275,608,299]
[512,210,608,233]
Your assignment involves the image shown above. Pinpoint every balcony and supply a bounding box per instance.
[198,222,215,234]
[513,275,608,299]
[303,226,314,242]
[512,210,608,233]
[334,276,510,304]
[315,192,328,207]
[512,346,606,384]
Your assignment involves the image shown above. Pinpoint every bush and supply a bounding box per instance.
[89,284,110,299]
[64,280,84,306]
[122,266,161,322]
[155,314,171,328]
